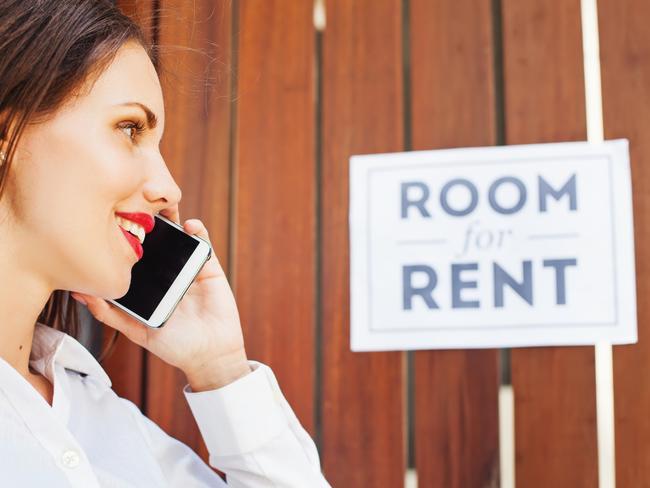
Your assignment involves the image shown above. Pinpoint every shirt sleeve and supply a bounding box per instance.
[182,360,331,487]
[119,360,331,487]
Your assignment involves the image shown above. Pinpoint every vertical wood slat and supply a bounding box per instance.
[598,0,650,485]
[115,0,156,38]
[321,1,405,486]
[502,1,599,486]
[101,332,144,406]
[409,0,500,485]
[108,0,158,410]
[144,0,233,466]
[233,0,316,433]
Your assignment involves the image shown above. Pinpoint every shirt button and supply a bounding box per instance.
[61,449,80,469]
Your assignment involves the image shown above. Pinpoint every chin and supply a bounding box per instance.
[104,267,132,300]
[116,277,132,299]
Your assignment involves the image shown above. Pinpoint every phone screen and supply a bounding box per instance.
[114,215,199,320]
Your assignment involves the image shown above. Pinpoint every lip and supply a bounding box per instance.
[119,227,143,260]
[115,211,155,234]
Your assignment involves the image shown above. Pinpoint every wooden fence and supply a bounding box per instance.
[97,1,650,486]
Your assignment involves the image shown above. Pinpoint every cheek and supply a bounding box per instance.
[6,120,142,295]
[13,124,141,251]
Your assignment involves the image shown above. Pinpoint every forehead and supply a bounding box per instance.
[74,41,164,127]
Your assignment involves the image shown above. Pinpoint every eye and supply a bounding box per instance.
[117,120,146,142]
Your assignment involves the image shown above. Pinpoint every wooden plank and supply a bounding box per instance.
[321,1,405,485]
[233,0,316,433]
[106,0,158,409]
[502,0,599,486]
[409,0,500,483]
[115,0,156,46]
[100,330,144,406]
[597,0,650,484]
[145,0,233,468]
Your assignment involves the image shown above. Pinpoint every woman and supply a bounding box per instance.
[0,1,330,486]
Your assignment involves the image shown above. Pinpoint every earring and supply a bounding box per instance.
[0,151,5,166]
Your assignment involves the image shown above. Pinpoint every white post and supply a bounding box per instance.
[580,0,616,486]
[499,385,515,488]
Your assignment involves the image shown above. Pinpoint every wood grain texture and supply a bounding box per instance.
[410,4,500,486]
[145,0,233,468]
[598,0,650,485]
[100,330,143,406]
[233,0,316,433]
[410,0,500,484]
[116,0,156,44]
[321,1,405,485]
[502,0,598,486]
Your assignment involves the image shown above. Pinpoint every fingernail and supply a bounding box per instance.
[71,293,87,306]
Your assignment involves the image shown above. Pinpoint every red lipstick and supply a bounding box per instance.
[120,227,143,260]
[115,212,155,233]
[115,211,155,261]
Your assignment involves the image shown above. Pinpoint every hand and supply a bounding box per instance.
[71,204,252,391]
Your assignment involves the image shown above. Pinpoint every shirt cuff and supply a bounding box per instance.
[182,360,288,457]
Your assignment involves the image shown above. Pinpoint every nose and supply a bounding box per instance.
[142,153,182,210]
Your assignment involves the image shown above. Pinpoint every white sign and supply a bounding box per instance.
[349,140,637,351]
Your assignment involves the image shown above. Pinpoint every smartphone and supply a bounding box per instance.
[108,213,212,328]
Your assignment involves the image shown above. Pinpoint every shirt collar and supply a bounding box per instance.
[31,322,112,389]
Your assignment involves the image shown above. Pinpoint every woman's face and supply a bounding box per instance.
[1,40,181,299]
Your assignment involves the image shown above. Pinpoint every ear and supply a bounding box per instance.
[0,109,22,163]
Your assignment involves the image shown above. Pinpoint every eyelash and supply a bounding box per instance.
[117,120,146,142]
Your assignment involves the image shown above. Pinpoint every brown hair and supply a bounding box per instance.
[0,0,154,361]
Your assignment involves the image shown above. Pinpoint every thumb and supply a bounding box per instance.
[182,218,224,280]
[183,218,212,247]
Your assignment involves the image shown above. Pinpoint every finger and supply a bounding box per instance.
[70,292,149,346]
[183,218,213,247]
[159,203,181,225]
[183,219,225,279]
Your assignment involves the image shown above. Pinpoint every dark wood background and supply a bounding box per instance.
[98,1,650,486]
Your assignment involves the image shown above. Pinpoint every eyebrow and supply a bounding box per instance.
[114,102,158,129]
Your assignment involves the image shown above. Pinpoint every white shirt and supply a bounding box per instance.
[0,322,331,487]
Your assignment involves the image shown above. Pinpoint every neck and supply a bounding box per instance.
[0,230,54,377]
